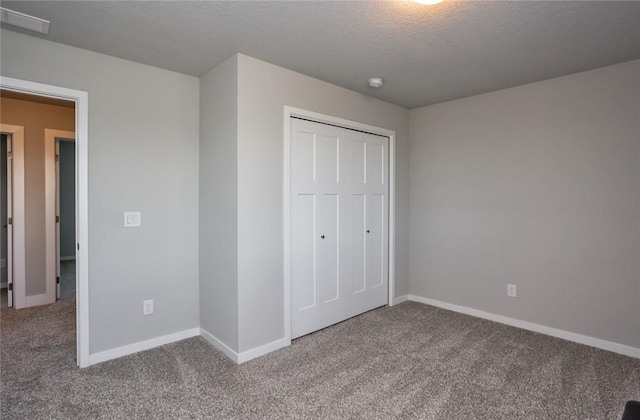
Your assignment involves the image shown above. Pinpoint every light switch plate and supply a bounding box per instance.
[124,211,141,227]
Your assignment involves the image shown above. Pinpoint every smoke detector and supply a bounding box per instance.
[368,78,384,89]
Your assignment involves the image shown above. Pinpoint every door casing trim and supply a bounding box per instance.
[1,76,90,368]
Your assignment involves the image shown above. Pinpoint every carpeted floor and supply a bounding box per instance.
[1,300,639,419]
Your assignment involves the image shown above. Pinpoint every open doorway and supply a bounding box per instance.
[0,126,25,309]
[53,134,77,300]
[1,133,9,307]
[1,91,74,309]
[0,77,89,367]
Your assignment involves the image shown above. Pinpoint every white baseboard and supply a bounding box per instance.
[237,337,290,364]
[199,327,291,364]
[25,293,54,307]
[406,294,640,359]
[393,294,409,305]
[60,256,76,261]
[83,294,638,368]
[199,328,239,363]
[85,326,290,368]
[88,328,200,366]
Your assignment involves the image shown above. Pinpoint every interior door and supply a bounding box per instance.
[6,135,13,307]
[291,118,348,338]
[346,130,389,317]
[55,140,61,299]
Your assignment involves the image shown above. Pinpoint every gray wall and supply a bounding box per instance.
[199,55,239,351]
[59,141,75,259]
[1,29,200,353]
[236,54,410,352]
[5,25,633,360]
[408,60,640,348]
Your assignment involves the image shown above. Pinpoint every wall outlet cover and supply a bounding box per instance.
[143,299,154,315]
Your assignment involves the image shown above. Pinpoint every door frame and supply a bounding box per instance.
[45,129,75,301]
[283,106,396,343]
[1,76,90,368]
[0,125,26,309]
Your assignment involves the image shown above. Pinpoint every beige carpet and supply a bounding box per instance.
[1,299,639,419]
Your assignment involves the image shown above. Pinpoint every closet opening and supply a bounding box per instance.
[283,107,397,342]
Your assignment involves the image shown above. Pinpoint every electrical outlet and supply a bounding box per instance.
[124,211,142,227]
[507,284,517,298]
[143,299,154,315]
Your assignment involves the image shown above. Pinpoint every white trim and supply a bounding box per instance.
[283,106,397,344]
[0,124,25,309]
[24,293,53,307]
[282,111,293,342]
[406,295,640,359]
[75,88,90,367]
[1,76,90,367]
[45,132,55,303]
[393,294,409,305]
[237,337,290,364]
[387,137,396,306]
[89,328,200,366]
[199,328,291,364]
[199,328,240,363]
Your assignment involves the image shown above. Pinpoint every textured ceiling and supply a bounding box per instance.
[1,1,639,109]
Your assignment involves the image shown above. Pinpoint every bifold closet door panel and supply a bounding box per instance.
[364,134,388,308]
[291,118,347,338]
[346,132,369,316]
[291,122,319,338]
[346,130,389,317]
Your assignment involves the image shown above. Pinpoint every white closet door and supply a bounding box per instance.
[346,130,389,317]
[291,118,388,339]
[291,118,347,339]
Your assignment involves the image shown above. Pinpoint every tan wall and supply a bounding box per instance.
[0,97,75,296]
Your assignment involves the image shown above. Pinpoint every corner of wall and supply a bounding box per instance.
[198,52,240,353]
